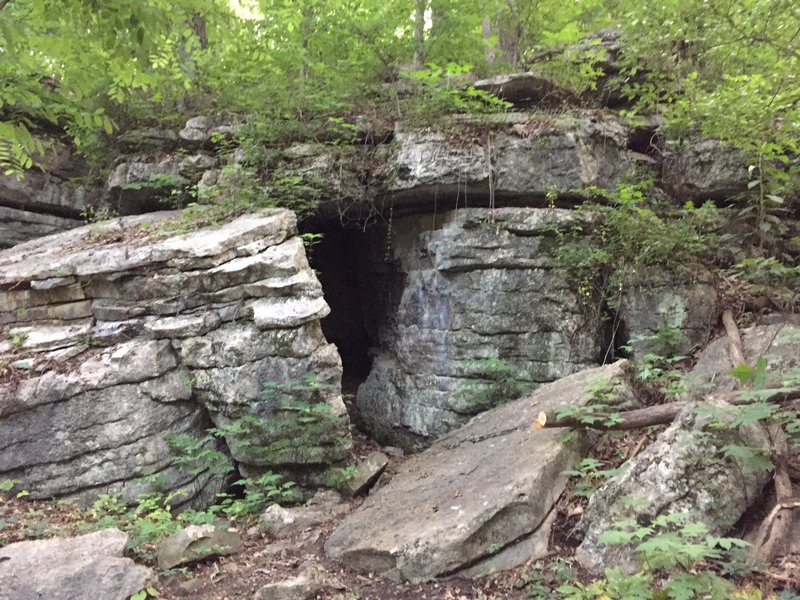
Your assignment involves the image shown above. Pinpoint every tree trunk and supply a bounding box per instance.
[191,13,208,50]
[482,17,496,64]
[300,5,315,79]
[413,0,426,69]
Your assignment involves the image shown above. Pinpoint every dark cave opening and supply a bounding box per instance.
[304,223,375,398]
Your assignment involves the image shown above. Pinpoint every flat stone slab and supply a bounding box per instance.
[0,528,152,600]
[325,361,631,582]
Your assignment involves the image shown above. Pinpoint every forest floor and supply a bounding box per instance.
[2,432,800,599]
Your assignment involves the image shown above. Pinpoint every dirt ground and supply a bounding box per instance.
[2,430,800,599]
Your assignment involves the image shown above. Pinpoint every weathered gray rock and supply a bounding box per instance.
[686,319,800,395]
[618,266,719,359]
[157,524,242,569]
[180,115,213,143]
[117,127,180,152]
[0,209,349,505]
[326,361,632,582]
[575,403,772,574]
[386,114,646,211]
[662,139,748,202]
[0,528,152,600]
[254,573,320,600]
[0,205,82,249]
[106,154,185,215]
[342,451,389,496]
[0,139,105,248]
[472,72,575,107]
[575,322,800,574]
[356,208,606,447]
[260,491,349,537]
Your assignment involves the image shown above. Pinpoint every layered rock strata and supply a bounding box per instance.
[0,208,349,505]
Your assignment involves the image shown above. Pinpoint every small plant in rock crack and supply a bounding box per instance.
[456,358,534,412]
[165,427,235,478]
[562,457,625,498]
[625,327,689,399]
[8,331,27,351]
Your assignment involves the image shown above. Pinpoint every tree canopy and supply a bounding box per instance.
[1,0,798,178]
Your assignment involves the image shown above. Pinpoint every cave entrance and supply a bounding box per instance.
[304,223,374,400]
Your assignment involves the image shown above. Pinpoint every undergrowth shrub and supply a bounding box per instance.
[455,358,534,412]
[554,182,721,324]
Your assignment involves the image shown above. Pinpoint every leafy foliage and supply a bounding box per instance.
[456,357,534,412]
[554,183,721,324]
[559,511,749,600]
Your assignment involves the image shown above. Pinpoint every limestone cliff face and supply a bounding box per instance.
[0,109,744,459]
[0,209,349,505]
[354,208,605,447]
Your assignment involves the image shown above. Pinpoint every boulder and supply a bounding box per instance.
[0,528,152,600]
[341,451,389,496]
[386,114,646,212]
[157,524,242,569]
[574,403,772,574]
[0,208,350,505]
[105,154,185,215]
[356,208,606,447]
[472,72,575,108]
[662,139,748,202]
[326,361,633,583]
[260,491,348,537]
[575,318,800,573]
[116,127,181,152]
[686,317,800,395]
[0,139,105,248]
[0,206,82,249]
[255,571,321,600]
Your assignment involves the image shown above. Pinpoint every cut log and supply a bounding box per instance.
[535,388,800,430]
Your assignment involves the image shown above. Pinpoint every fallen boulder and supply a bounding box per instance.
[574,402,771,573]
[260,490,349,537]
[341,451,389,496]
[325,361,632,582]
[472,72,575,108]
[574,318,800,573]
[157,524,242,569]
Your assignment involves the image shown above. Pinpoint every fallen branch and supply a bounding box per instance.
[750,424,796,563]
[534,388,800,430]
[720,311,796,564]
[722,309,746,366]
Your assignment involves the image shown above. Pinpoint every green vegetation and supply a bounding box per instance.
[4,1,797,185]
[554,183,721,324]
[560,511,749,599]
[2,1,800,597]
[456,357,534,412]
